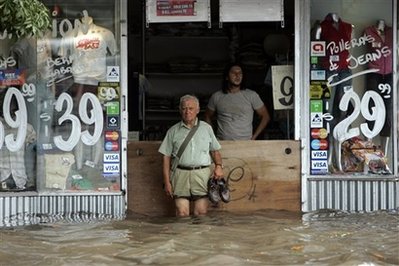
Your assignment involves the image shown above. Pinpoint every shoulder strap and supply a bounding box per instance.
[176,121,200,159]
[171,121,200,173]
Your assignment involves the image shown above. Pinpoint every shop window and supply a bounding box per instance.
[309,0,396,175]
[0,0,122,192]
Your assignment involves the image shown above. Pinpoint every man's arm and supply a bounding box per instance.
[210,150,224,179]
[162,155,173,198]
[252,105,270,140]
[204,108,215,125]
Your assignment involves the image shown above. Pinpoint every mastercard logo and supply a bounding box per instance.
[311,128,328,139]
[105,131,120,141]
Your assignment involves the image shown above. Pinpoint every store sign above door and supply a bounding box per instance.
[156,0,196,16]
[219,0,285,28]
[146,0,211,27]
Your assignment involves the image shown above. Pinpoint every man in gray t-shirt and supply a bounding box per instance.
[205,63,270,140]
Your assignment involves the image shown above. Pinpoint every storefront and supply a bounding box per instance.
[0,0,397,226]
[298,0,398,212]
[128,0,398,216]
[0,0,128,226]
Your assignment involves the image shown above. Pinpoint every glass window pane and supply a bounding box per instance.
[309,0,395,175]
[0,0,122,192]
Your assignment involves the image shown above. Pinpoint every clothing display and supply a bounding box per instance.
[2,12,120,191]
[10,32,53,82]
[44,153,75,189]
[341,137,390,174]
[10,33,55,137]
[316,14,354,172]
[52,82,104,171]
[327,69,353,130]
[0,118,36,189]
[364,21,393,137]
[68,82,98,107]
[320,13,352,71]
[59,17,117,86]
[0,1,125,196]
[364,21,393,75]
[318,13,354,123]
[320,13,353,129]
[58,16,117,171]
[74,137,103,170]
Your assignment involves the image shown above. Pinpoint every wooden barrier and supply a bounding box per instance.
[127,140,301,216]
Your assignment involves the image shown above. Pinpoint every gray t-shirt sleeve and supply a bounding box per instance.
[249,90,265,110]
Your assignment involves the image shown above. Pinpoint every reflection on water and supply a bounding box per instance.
[0,209,398,266]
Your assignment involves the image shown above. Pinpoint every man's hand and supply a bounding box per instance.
[213,165,224,180]
[164,182,174,198]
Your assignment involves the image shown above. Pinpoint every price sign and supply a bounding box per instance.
[0,86,104,152]
[332,87,386,142]
[271,65,294,110]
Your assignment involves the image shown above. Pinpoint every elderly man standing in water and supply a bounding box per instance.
[158,94,224,217]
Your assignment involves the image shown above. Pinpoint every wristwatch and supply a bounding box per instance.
[215,163,224,169]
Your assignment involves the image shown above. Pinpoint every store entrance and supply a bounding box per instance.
[127,0,296,142]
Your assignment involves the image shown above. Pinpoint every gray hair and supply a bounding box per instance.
[179,94,199,109]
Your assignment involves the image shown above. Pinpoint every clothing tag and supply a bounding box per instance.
[72,175,83,180]
[330,55,339,62]
[372,42,382,48]
[42,143,53,150]
[85,160,96,168]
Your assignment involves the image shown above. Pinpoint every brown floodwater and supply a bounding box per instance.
[0,209,398,265]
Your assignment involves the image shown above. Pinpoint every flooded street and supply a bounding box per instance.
[0,209,398,266]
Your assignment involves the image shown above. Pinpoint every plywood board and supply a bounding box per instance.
[127,140,301,216]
